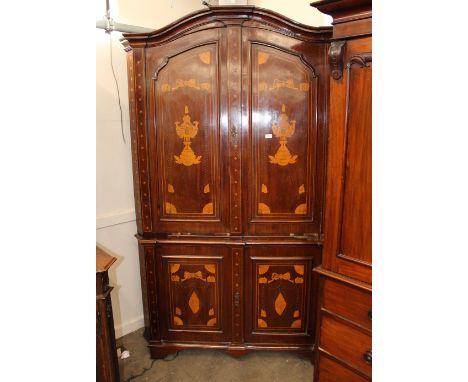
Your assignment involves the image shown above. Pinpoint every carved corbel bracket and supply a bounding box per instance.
[347,53,372,69]
[329,41,346,80]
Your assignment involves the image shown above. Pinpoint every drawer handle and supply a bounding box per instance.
[363,350,372,365]
[368,308,372,320]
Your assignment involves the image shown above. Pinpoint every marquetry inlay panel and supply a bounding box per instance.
[167,261,220,330]
[228,27,242,233]
[127,49,152,233]
[143,246,159,338]
[154,44,220,219]
[232,248,243,343]
[250,44,317,221]
[255,263,306,330]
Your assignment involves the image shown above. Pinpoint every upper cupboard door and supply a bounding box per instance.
[148,33,230,234]
[242,30,327,236]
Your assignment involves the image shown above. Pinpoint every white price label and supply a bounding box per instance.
[265,134,273,139]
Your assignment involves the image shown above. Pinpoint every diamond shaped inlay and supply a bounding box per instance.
[275,292,287,316]
[188,291,200,314]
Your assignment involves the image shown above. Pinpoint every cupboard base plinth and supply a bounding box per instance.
[147,341,315,361]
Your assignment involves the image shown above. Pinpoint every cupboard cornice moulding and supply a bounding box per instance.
[121,5,332,50]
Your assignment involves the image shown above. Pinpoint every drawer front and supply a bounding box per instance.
[317,354,369,382]
[322,278,371,330]
[320,315,372,375]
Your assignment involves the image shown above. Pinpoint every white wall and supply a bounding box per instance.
[249,0,330,26]
[96,0,328,338]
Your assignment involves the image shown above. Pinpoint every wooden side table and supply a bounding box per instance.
[96,246,120,382]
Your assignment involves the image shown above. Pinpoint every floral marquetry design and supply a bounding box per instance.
[294,203,307,215]
[174,106,202,166]
[274,292,287,316]
[167,261,219,330]
[256,263,307,330]
[205,264,216,274]
[258,203,271,214]
[165,202,177,214]
[198,51,211,64]
[174,316,184,326]
[269,104,298,166]
[202,202,213,214]
[188,291,200,314]
[258,52,270,65]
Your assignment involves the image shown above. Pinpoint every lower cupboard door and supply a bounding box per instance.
[156,244,232,343]
[244,245,320,345]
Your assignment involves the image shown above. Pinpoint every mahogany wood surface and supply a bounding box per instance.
[96,246,117,273]
[121,3,372,373]
[322,35,372,284]
[121,5,333,360]
[317,353,370,382]
[96,247,120,382]
[320,314,371,375]
[322,278,371,330]
[311,0,372,380]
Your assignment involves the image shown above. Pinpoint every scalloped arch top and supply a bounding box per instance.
[121,6,332,50]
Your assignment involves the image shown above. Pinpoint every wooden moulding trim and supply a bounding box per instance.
[148,341,314,352]
[96,246,117,273]
[310,0,372,21]
[120,6,332,48]
[96,286,114,301]
[136,238,322,246]
[321,308,371,335]
[313,266,372,291]
[135,234,323,246]
[318,348,372,380]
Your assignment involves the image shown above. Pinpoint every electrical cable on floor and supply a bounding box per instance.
[108,32,126,144]
[123,351,179,382]
[124,359,157,382]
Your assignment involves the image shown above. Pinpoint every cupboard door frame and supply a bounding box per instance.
[156,244,233,343]
[240,27,328,237]
[244,245,320,345]
[322,37,372,283]
[146,28,232,235]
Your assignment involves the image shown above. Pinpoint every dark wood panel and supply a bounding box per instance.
[251,44,316,220]
[145,28,231,235]
[156,244,232,343]
[121,5,333,361]
[96,248,120,382]
[339,50,372,265]
[155,44,220,218]
[317,353,369,382]
[311,2,372,381]
[241,27,328,237]
[322,37,372,284]
[322,278,371,330]
[244,245,321,345]
[320,314,372,376]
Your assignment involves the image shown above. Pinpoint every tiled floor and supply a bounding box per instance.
[117,328,314,382]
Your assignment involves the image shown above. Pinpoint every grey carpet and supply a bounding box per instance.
[117,328,314,382]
